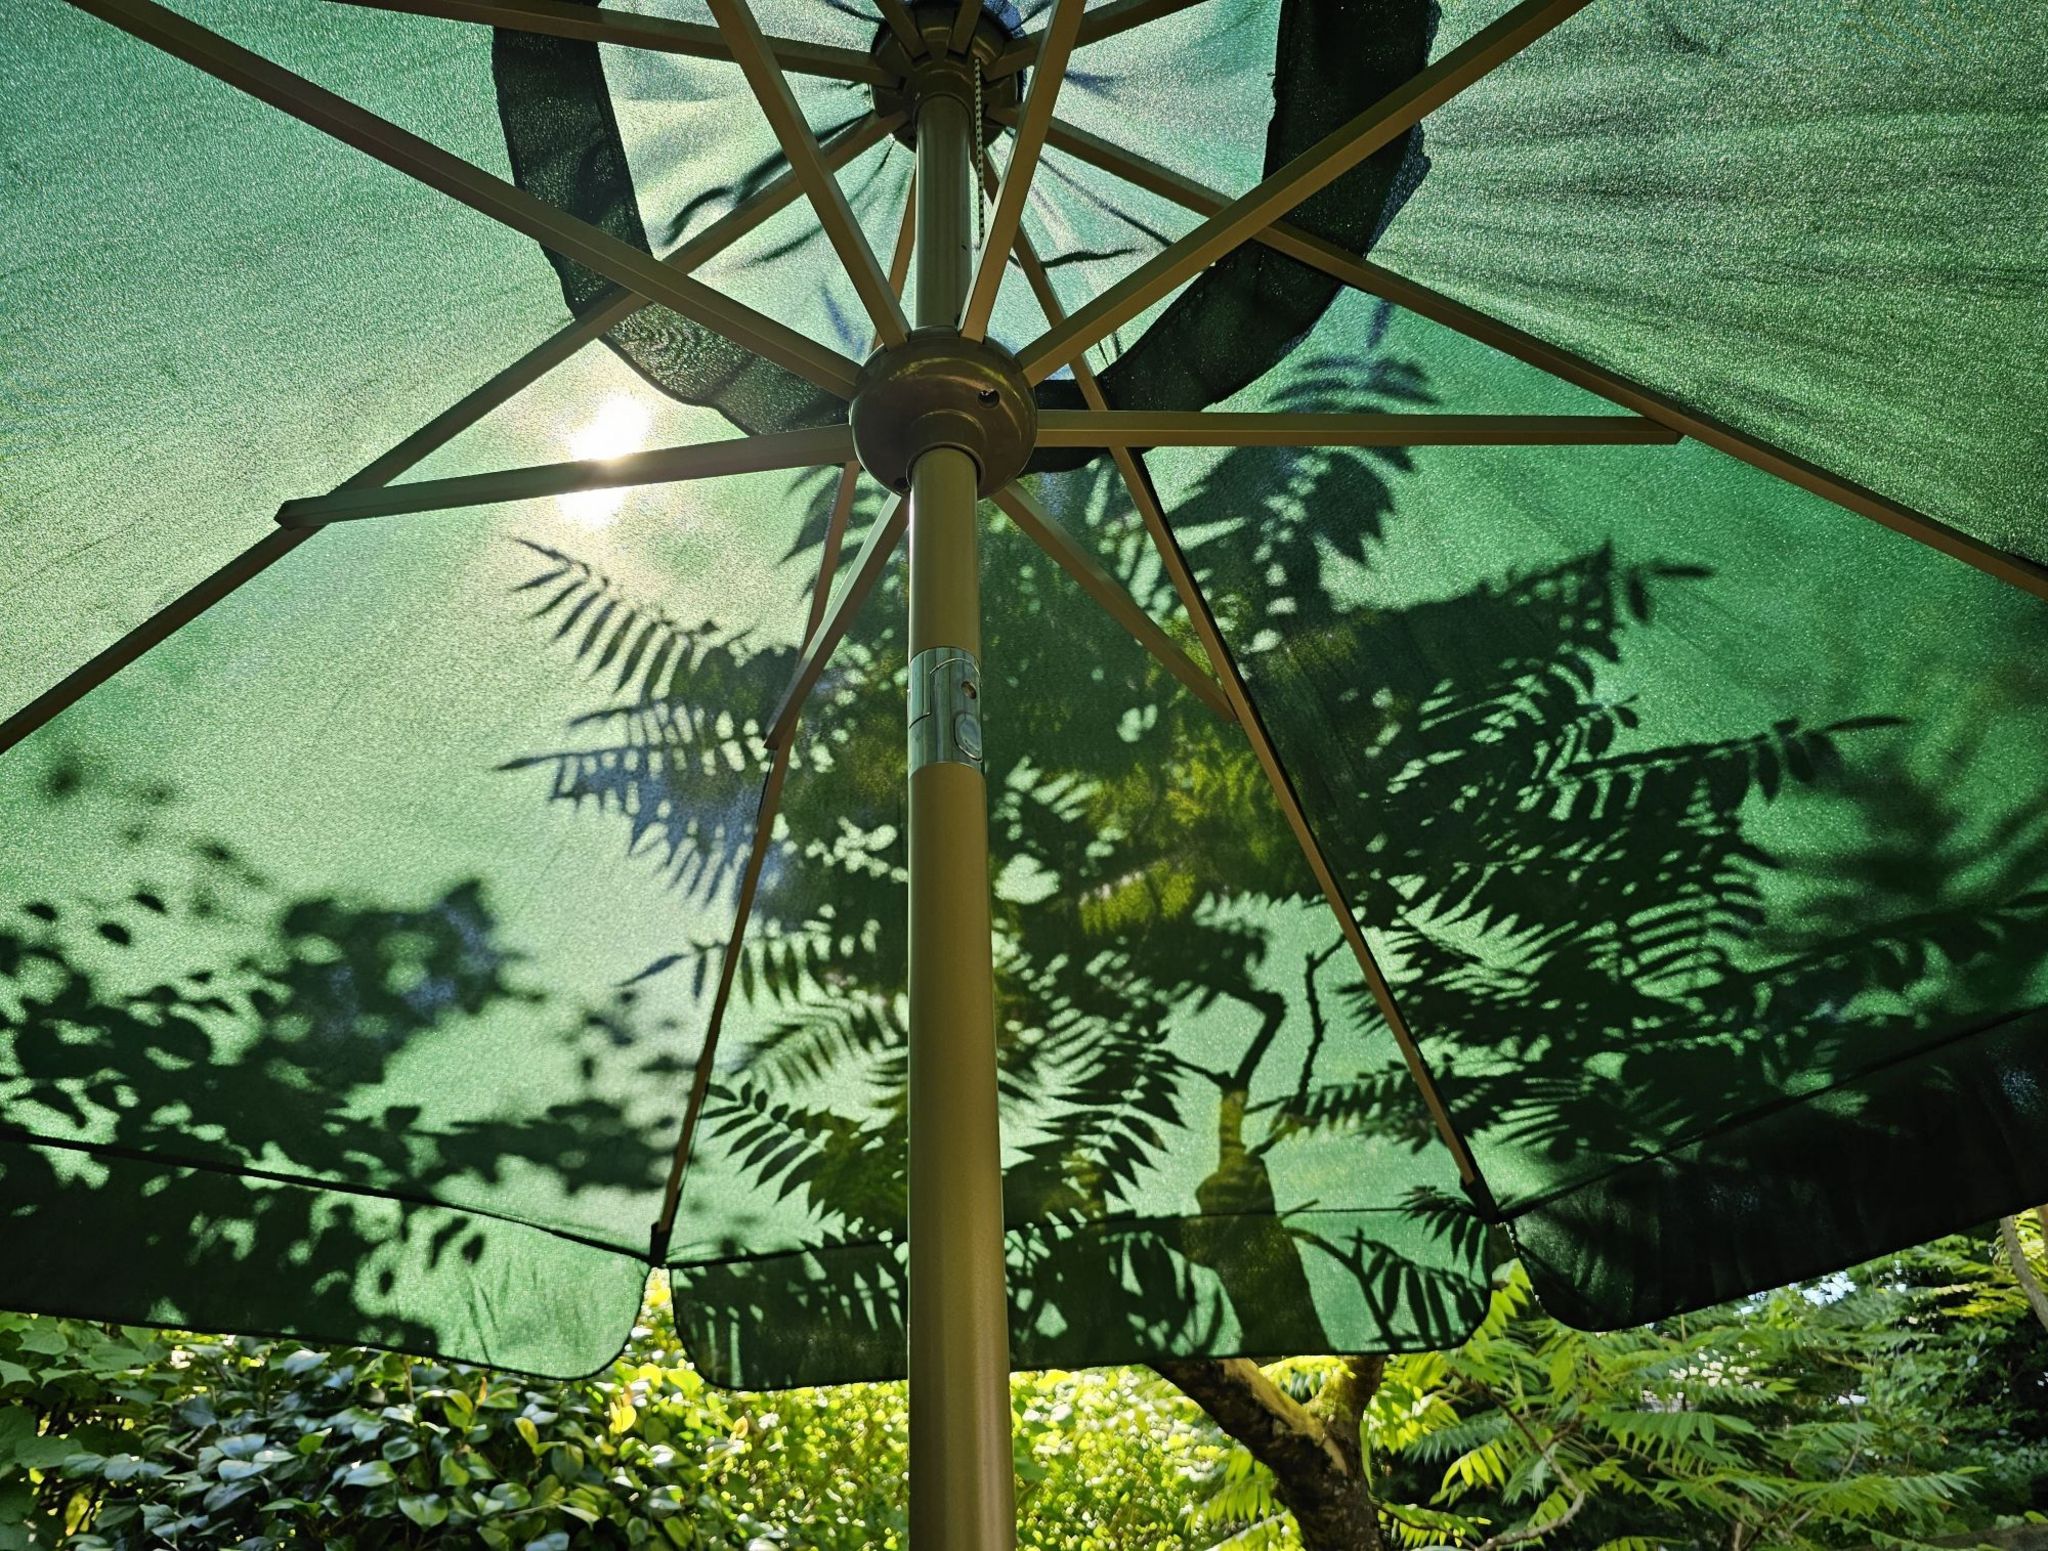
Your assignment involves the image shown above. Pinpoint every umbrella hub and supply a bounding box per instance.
[870,6,1023,148]
[851,329,1038,496]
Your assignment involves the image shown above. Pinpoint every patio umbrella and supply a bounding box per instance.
[4,0,2046,1542]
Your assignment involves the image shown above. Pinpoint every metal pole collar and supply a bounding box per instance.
[908,646,984,773]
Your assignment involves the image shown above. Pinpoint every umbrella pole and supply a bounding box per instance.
[905,82,1015,1551]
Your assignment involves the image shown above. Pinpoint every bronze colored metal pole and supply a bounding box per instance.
[906,82,1015,1551]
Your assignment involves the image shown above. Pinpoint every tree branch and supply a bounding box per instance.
[1472,1480,1587,1551]
[1465,1387,1591,1551]
[2000,1215,2048,1334]
[1309,1353,1386,1477]
[1156,1357,1350,1479]
[1158,1355,1391,1551]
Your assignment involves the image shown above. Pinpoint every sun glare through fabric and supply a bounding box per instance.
[559,393,653,527]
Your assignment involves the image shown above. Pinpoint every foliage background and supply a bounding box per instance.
[1,1229,2042,1551]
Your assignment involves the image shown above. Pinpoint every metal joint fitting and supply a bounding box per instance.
[908,647,984,773]
[850,330,1038,495]
[870,5,1024,147]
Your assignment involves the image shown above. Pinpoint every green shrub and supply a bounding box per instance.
[0,1279,1217,1550]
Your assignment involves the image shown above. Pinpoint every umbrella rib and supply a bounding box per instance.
[641,494,907,1259]
[989,485,1233,720]
[992,142,1237,716]
[1128,451,1495,1207]
[0,304,613,761]
[805,464,870,644]
[874,0,930,57]
[958,0,1087,341]
[995,147,1487,1197]
[996,166,1237,691]
[946,0,983,54]
[318,0,889,85]
[986,0,1211,79]
[0,113,898,762]
[648,464,869,1265]
[1014,0,1593,382]
[763,175,920,756]
[1038,118,2048,603]
[0,532,314,759]
[580,109,899,335]
[708,0,908,347]
[650,183,917,1260]
[1036,411,1679,448]
[68,0,860,398]
[276,426,855,527]
[763,498,910,752]
[802,176,915,650]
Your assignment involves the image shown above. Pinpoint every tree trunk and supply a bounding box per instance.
[1156,1353,1387,1551]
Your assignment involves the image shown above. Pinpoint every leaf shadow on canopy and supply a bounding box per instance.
[0,755,664,1374]
[2,320,2045,1387]
[504,324,2048,1386]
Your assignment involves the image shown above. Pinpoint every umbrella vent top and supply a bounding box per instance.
[870,3,1023,147]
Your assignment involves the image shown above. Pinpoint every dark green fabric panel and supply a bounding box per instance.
[2,0,571,718]
[0,470,777,1259]
[671,1207,1490,1390]
[12,0,2047,1388]
[0,1137,646,1380]
[1142,288,2048,1318]
[1515,1005,2048,1330]
[1,393,818,1375]
[1377,0,2048,563]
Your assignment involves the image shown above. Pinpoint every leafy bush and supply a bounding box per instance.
[0,1279,1217,1550]
[0,1297,741,1549]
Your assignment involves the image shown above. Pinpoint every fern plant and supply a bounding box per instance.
[1192,1248,2044,1551]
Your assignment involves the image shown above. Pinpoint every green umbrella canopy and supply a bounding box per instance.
[2,0,2046,1394]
